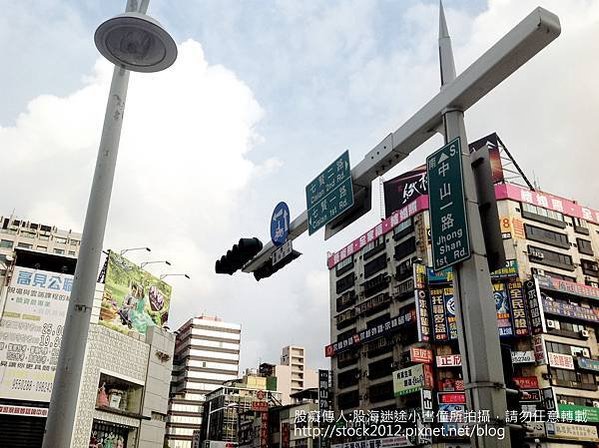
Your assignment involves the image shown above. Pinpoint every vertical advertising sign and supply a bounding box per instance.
[100,251,172,336]
[444,288,458,340]
[508,280,529,337]
[525,278,546,334]
[430,287,448,341]
[494,282,513,337]
[413,264,431,342]
[0,266,73,401]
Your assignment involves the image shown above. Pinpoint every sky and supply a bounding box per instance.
[1,0,598,372]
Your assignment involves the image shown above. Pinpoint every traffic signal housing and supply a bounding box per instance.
[215,238,263,275]
[253,250,301,281]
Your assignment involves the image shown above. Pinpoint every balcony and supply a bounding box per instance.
[357,292,391,317]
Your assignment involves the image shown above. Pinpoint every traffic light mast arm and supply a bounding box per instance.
[243,7,559,274]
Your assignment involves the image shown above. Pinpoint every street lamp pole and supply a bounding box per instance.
[42,1,176,446]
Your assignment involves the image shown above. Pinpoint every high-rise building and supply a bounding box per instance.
[166,315,242,448]
[0,216,176,448]
[262,346,319,405]
[325,134,599,446]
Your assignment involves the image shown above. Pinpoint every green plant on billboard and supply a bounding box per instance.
[100,251,172,336]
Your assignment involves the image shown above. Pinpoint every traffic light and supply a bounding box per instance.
[215,238,263,275]
[253,250,301,281]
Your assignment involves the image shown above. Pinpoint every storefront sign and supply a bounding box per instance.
[436,354,462,367]
[546,422,599,442]
[542,297,599,324]
[0,266,73,401]
[508,281,529,337]
[437,378,464,392]
[251,401,269,412]
[430,287,449,341]
[0,404,48,417]
[511,351,535,364]
[542,388,557,412]
[393,364,433,396]
[427,267,453,284]
[520,389,541,403]
[548,352,575,370]
[513,376,539,389]
[438,392,466,404]
[325,308,415,357]
[410,347,433,364]
[444,290,457,340]
[537,275,599,302]
[414,289,431,343]
[577,357,599,372]
[558,404,599,423]
[383,165,428,217]
[490,259,518,280]
[494,282,513,337]
[526,422,545,438]
[319,369,330,413]
[525,278,546,334]
[533,335,547,364]
[421,389,434,422]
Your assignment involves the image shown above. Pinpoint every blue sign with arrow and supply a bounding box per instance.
[271,202,290,246]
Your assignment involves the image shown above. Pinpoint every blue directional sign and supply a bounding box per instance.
[270,202,290,246]
[306,151,354,235]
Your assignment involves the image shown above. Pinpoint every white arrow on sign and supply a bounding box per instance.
[437,152,449,164]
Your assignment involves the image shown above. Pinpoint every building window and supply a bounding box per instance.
[394,237,416,261]
[524,224,569,249]
[336,273,355,295]
[336,257,354,277]
[337,369,360,389]
[17,242,32,249]
[54,237,68,245]
[527,245,574,271]
[573,217,590,235]
[53,248,65,255]
[364,254,387,278]
[393,218,413,240]
[363,236,385,260]
[68,250,76,256]
[368,380,394,403]
[577,238,594,256]
[0,239,13,249]
[521,202,566,228]
[581,259,599,278]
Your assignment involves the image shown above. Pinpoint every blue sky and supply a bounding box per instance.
[1,0,598,371]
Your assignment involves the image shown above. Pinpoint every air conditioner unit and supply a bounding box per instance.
[592,401,599,408]
[580,330,590,339]
[582,348,591,357]
[537,269,545,276]
[547,320,557,329]
[568,401,575,406]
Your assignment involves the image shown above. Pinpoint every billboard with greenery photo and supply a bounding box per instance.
[99,251,171,336]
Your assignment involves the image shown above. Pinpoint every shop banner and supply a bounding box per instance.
[0,266,73,401]
[393,364,433,396]
[548,352,575,370]
[577,357,599,372]
[542,297,599,324]
[436,354,462,367]
[383,165,428,218]
[410,347,433,364]
[513,377,539,389]
[538,275,599,301]
[511,351,535,364]
[546,422,599,442]
[494,282,513,337]
[438,378,464,392]
[524,278,546,334]
[508,281,529,337]
[438,392,466,404]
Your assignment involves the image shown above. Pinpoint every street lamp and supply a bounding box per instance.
[120,246,151,256]
[42,1,177,447]
[160,273,191,280]
[140,259,171,269]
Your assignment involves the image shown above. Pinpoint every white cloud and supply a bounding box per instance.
[0,39,275,335]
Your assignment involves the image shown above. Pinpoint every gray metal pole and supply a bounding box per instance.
[439,3,509,447]
[42,1,148,446]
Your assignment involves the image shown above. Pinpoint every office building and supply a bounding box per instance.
[166,315,242,448]
[0,232,175,447]
[325,133,599,446]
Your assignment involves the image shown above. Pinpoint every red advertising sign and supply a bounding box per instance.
[410,347,433,364]
[438,378,465,392]
[513,376,539,389]
[260,412,269,448]
[252,401,269,412]
[438,392,466,404]
[436,354,462,367]
[327,195,428,269]
[281,423,290,448]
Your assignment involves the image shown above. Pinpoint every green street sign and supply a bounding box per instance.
[306,151,354,235]
[427,137,471,270]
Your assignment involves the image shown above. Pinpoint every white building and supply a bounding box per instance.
[270,346,318,406]
[166,315,241,448]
